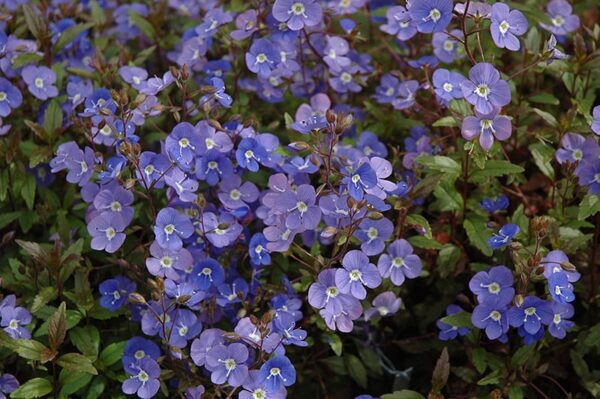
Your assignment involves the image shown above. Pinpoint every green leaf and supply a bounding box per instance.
[440,312,473,328]
[128,11,155,39]
[10,378,53,398]
[327,334,343,356]
[53,22,95,53]
[59,369,93,397]
[13,339,48,361]
[320,356,348,375]
[381,391,425,399]
[436,244,460,278]
[57,353,99,375]
[406,214,432,239]
[470,160,524,182]
[31,287,58,313]
[69,325,100,358]
[48,302,67,350]
[529,93,559,105]
[22,4,46,40]
[431,347,450,392]
[21,173,37,210]
[416,155,461,175]
[464,215,493,256]
[97,341,126,368]
[43,99,63,135]
[578,194,600,220]
[134,45,157,64]
[90,0,106,25]
[357,346,382,376]
[529,142,555,179]
[472,347,487,373]
[11,52,44,69]
[511,345,535,367]
[432,116,458,128]
[408,235,443,250]
[344,354,367,388]
[0,211,21,229]
[570,350,590,379]
[432,181,463,212]
[532,108,558,127]
[477,369,501,385]
[510,204,530,237]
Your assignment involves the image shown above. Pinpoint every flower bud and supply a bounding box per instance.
[514,294,524,307]
[128,292,147,305]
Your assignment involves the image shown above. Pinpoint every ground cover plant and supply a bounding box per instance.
[0,0,600,398]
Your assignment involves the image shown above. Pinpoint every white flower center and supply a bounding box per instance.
[475,84,490,98]
[572,149,583,161]
[110,201,122,212]
[138,370,149,382]
[105,227,116,240]
[134,350,145,360]
[340,72,352,83]
[443,40,454,51]
[160,256,172,268]
[256,53,267,63]
[230,189,241,200]
[349,269,362,281]
[443,82,453,93]
[100,125,112,136]
[205,137,216,149]
[0,92,6,101]
[34,77,44,88]
[552,15,565,27]
[499,20,510,34]
[367,227,378,240]
[392,257,404,268]
[489,310,501,321]
[291,2,306,16]
[428,8,441,22]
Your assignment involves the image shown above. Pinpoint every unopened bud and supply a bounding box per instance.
[514,294,524,307]
[288,141,310,151]
[326,109,337,123]
[128,292,147,305]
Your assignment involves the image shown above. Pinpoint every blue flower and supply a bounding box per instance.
[488,223,519,250]
[480,195,509,213]
[99,276,136,312]
[259,355,296,393]
[236,138,268,172]
[249,233,271,267]
[342,162,378,200]
[409,0,453,33]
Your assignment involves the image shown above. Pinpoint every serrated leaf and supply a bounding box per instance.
[408,235,443,250]
[529,142,555,179]
[477,369,501,385]
[345,354,367,388]
[48,302,67,350]
[416,155,461,175]
[578,194,600,220]
[31,287,58,313]
[97,341,126,368]
[406,214,432,239]
[10,378,52,398]
[69,325,100,358]
[57,353,99,375]
[464,216,493,256]
[440,312,473,328]
[13,339,48,361]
